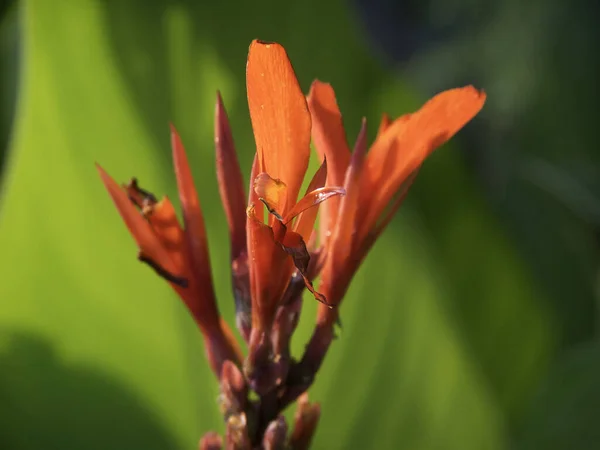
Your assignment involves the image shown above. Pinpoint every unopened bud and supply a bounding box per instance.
[199,431,223,450]
[262,416,288,450]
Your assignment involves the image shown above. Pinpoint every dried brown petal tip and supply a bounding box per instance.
[219,360,248,418]
[199,431,223,450]
[290,394,321,450]
[262,416,288,450]
[225,413,251,450]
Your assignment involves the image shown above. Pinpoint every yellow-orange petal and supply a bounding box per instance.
[246,40,311,214]
[307,81,351,246]
[253,172,287,220]
[361,86,486,237]
[215,92,247,261]
[171,124,219,318]
[97,164,173,273]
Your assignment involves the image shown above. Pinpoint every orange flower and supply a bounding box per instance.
[244,41,345,338]
[307,81,487,329]
[97,126,242,376]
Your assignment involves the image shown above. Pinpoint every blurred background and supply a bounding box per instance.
[1,0,599,449]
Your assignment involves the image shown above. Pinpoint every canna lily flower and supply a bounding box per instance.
[241,41,345,392]
[96,127,243,377]
[98,37,486,449]
[293,80,487,382]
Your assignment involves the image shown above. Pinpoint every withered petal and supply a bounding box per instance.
[215,92,247,261]
[96,164,173,273]
[281,230,329,306]
[246,40,311,213]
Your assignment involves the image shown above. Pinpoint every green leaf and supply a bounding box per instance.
[516,341,600,450]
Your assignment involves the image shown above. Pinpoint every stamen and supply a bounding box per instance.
[137,253,189,287]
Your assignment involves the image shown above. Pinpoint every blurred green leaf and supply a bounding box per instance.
[516,341,600,450]
[0,1,559,449]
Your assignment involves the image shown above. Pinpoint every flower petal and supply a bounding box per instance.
[246,40,311,213]
[283,187,345,225]
[170,124,217,305]
[317,118,368,309]
[215,92,247,261]
[280,230,329,306]
[307,81,351,246]
[293,159,327,242]
[361,86,486,237]
[246,204,290,332]
[253,172,287,220]
[377,113,391,138]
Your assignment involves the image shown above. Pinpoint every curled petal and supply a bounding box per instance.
[281,230,329,306]
[254,172,287,221]
[284,186,345,225]
[246,40,311,212]
[215,92,247,261]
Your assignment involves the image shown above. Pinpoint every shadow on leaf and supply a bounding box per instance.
[0,329,179,450]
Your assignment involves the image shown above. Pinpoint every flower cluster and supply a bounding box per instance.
[98,40,486,449]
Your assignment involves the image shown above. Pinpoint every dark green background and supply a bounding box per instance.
[1,0,598,449]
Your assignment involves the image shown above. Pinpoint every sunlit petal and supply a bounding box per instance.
[246,40,311,213]
[253,172,287,220]
[307,81,351,245]
[361,86,486,236]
